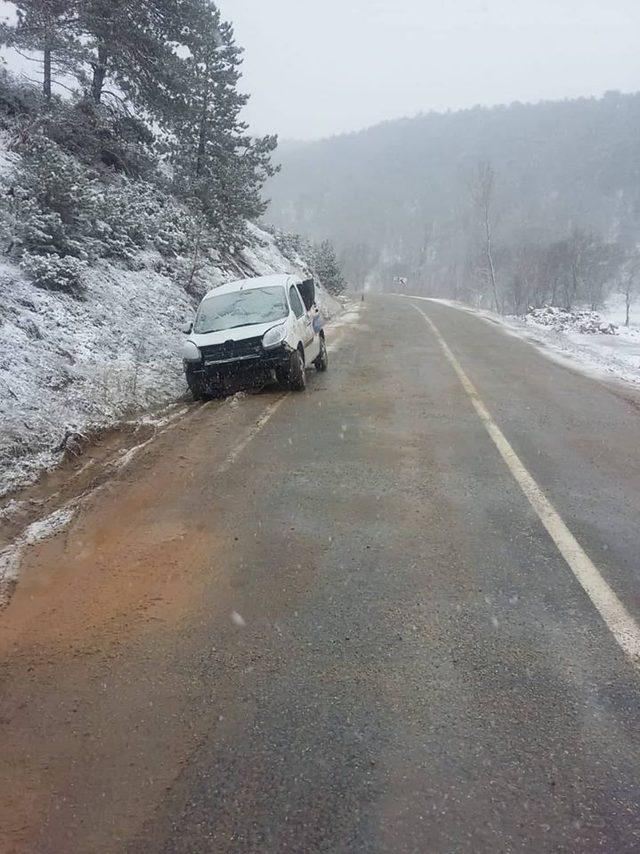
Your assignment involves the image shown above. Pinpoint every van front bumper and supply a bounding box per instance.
[184,345,291,390]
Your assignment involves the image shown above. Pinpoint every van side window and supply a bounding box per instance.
[289,286,305,319]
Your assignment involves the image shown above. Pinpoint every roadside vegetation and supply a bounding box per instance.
[0,1,346,299]
[0,0,277,296]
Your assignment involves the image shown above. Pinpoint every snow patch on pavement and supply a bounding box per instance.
[0,503,77,603]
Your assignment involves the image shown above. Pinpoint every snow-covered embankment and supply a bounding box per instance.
[0,226,340,497]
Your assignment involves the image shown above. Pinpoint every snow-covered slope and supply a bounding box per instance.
[0,226,341,497]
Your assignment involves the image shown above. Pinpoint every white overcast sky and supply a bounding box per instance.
[2,1,639,141]
[219,0,640,140]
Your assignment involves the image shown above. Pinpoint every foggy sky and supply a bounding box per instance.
[220,0,640,140]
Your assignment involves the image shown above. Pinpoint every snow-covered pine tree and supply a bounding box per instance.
[8,135,97,258]
[0,0,79,100]
[170,0,277,250]
[312,240,347,295]
[73,0,184,121]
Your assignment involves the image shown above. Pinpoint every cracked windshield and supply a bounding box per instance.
[0,1,639,852]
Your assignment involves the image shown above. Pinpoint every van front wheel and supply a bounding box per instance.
[287,348,306,391]
[187,374,205,401]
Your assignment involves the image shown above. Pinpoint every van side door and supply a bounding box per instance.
[289,285,319,361]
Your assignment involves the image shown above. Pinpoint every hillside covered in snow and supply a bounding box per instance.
[0,56,343,497]
[0,223,340,497]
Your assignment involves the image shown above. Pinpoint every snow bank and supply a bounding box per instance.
[427,298,640,388]
[521,306,617,335]
[505,302,640,387]
[0,228,341,498]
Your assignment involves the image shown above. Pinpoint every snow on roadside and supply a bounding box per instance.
[519,305,617,335]
[426,297,640,388]
[0,503,77,603]
[0,258,194,497]
[0,226,341,498]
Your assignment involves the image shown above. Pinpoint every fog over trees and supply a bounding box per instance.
[265,93,640,315]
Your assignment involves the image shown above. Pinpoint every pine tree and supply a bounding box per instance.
[10,135,97,257]
[0,0,79,100]
[74,0,185,119]
[312,240,347,295]
[171,0,277,248]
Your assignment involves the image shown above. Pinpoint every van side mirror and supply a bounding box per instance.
[181,321,193,334]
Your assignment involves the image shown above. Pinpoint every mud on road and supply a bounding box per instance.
[0,309,358,852]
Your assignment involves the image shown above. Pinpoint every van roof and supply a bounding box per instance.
[201,274,299,302]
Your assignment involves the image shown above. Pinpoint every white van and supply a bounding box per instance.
[181,274,328,399]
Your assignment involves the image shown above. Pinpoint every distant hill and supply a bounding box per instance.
[265,93,640,307]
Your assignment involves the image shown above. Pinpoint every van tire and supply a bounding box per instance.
[288,348,306,391]
[314,336,328,372]
[187,376,205,401]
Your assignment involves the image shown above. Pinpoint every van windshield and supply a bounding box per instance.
[194,286,288,334]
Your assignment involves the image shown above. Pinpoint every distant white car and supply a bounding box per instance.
[182,274,328,399]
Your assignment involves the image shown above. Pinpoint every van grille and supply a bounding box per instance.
[200,337,264,363]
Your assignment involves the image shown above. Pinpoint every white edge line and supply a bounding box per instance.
[219,394,289,473]
[412,301,640,666]
[402,293,640,391]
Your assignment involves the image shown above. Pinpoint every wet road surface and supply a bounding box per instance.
[1,296,639,852]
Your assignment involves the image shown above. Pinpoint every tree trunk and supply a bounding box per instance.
[185,222,203,294]
[568,264,579,310]
[43,44,52,101]
[484,204,499,313]
[91,43,108,103]
[626,288,631,327]
[196,88,210,179]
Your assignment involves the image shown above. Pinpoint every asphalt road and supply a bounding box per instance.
[1,296,640,853]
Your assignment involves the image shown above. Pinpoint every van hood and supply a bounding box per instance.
[190,319,286,348]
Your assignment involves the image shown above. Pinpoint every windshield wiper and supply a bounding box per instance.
[197,321,279,334]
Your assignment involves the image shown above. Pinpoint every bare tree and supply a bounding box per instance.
[563,230,623,310]
[620,248,640,327]
[470,161,500,312]
[541,241,570,307]
[560,229,592,310]
[340,241,376,292]
[508,242,547,313]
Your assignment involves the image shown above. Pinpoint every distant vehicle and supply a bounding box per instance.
[181,274,328,400]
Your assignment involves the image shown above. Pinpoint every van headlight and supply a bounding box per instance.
[262,323,287,350]
[182,341,201,362]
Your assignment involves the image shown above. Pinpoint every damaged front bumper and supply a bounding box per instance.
[184,344,291,393]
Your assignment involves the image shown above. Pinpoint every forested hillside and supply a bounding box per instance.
[267,93,640,314]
